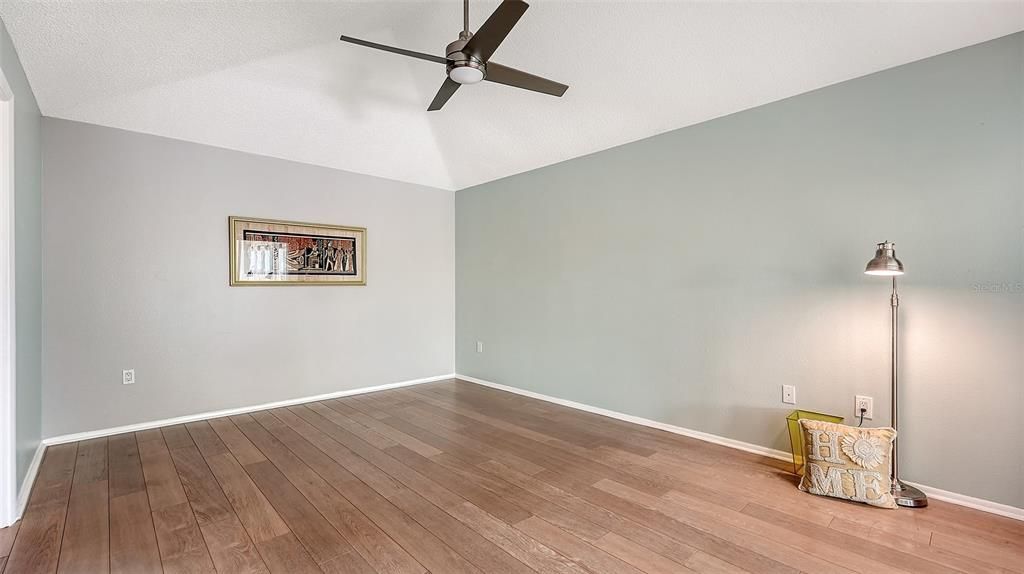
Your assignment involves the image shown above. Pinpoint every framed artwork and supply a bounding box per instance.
[229,216,366,286]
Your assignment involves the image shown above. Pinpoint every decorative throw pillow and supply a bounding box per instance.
[797,419,897,509]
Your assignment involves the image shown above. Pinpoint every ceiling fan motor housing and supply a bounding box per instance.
[338,0,568,109]
[446,37,486,82]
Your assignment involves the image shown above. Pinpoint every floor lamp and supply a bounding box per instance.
[864,241,928,508]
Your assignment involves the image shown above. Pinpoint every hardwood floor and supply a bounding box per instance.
[2,379,1022,573]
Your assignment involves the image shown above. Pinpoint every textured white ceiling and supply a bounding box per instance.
[2,1,1022,190]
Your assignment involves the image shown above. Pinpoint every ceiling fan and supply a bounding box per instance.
[339,0,568,111]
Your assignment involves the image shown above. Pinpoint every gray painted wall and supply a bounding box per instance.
[1,18,42,489]
[457,33,1023,507]
[43,119,454,438]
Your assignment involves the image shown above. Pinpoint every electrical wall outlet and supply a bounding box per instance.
[123,369,135,385]
[476,341,484,353]
[782,384,796,405]
[855,395,874,419]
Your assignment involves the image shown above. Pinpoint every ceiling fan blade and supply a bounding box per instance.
[485,62,568,97]
[463,0,529,62]
[339,35,448,64]
[428,78,461,111]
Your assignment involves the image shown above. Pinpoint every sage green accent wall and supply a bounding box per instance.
[1,17,42,490]
[456,33,1023,507]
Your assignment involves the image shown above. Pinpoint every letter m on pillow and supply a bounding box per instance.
[806,463,844,497]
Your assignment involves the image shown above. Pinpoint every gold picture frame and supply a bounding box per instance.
[228,216,366,286]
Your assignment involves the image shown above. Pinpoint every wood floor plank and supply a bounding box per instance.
[208,417,267,465]
[376,414,493,466]
[269,408,533,574]
[151,501,217,574]
[445,501,588,574]
[594,531,698,574]
[475,459,713,568]
[0,522,19,561]
[135,429,164,444]
[283,406,585,574]
[683,550,750,573]
[56,439,110,568]
[384,445,533,524]
[930,530,1024,572]
[742,503,960,574]
[168,444,234,525]
[460,408,696,501]
[4,444,77,574]
[595,479,866,574]
[107,431,161,574]
[515,515,646,574]
[162,425,197,451]
[107,434,147,499]
[387,490,532,574]
[185,421,230,458]
[255,533,322,574]
[70,438,107,485]
[288,402,709,571]
[241,458,366,569]
[307,402,398,450]
[326,400,443,457]
[57,480,109,574]
[3,505,71,574]
[429,451,609,542]
[198,515,270,574]
[536,468,797,574]
[829,517,1012,574]
[286,405,465,508]
[368,404,611,543]
[137,431,188,511]
[26,444,78,511]
[109,491,162,574]
[386,391,468,431]
[233,412,429,574]
[393,403,546,475]
[199,451,290,545]
[404,389,672,497]
[660,490,876,573]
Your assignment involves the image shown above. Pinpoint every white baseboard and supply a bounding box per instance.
[42,373,455,447]
[14,441,45,521]
[455,374,1023,522]
[904,481,1024,522]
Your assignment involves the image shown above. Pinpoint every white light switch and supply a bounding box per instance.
[123,369,135,385]
[476,341,484,353]
[782,384,796,404]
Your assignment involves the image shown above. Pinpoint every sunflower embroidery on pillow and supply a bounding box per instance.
[797,419,897,508]
[841,431,888,469]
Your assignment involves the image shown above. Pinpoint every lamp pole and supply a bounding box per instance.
[865,241,927,508]
[890,276,900,485]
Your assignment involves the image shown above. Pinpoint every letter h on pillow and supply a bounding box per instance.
[797,419,897,509]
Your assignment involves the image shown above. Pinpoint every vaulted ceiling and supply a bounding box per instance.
[2,1,1021,190]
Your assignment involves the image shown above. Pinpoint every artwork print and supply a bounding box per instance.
[229,217,366,285]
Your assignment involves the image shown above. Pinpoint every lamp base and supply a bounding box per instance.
[893,480,928,508]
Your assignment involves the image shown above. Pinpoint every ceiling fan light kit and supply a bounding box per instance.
[339,0,568,110]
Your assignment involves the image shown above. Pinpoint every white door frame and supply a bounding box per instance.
[0,67,17,528]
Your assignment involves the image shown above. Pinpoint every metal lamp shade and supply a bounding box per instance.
[865,241,905,276]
